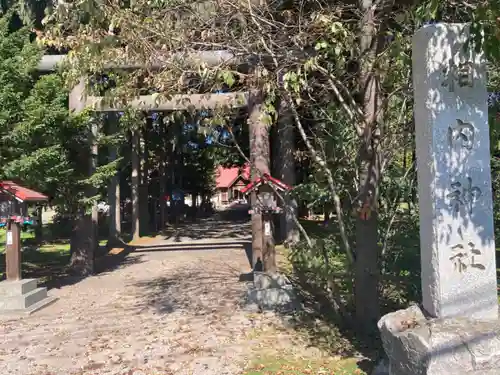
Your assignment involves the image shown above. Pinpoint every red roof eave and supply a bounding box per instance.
[240,174,292,195]
[0,181,48,202]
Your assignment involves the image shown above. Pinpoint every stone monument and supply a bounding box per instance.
[377,23,500,375]
[414,23,497,321]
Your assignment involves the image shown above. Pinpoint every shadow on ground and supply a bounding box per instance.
[0,241,146,290]
[132,240,253,267]
[154,206,251,242]
[282,272,382,373]
[277,215,425,372]
[129,261,250,315]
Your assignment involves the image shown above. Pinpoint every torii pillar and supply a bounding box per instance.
[248,91,275,272]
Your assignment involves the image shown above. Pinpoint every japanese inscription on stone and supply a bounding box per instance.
[448,119,475,149]
[447,176,482,215]
[442,56,486,274]
[449,241,485,273]
[413,23,497,319]
[442,59,474,92]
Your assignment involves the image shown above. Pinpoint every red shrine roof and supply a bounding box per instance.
[0,181,48,202]
[241,174,292,194]
[215,164,250,189]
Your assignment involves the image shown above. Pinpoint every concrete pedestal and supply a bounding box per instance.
[246,272,299,312]
[0,279,57,315]
[378,305,500,375]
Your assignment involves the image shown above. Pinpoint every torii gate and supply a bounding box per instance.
[38,52,276,272]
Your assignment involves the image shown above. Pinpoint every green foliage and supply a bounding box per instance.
[0,13,95,217]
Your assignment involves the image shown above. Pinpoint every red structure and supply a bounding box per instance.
[0,181,48,281]
[214,164,251,205]
[0,181,48,202]
[241,173,292,215]
[240,174,292,195]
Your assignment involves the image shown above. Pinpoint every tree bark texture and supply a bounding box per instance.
[107,113,121,245]
[68,77,96,275]
[276,100,299,245]
[248,91,275,272]
[131,129,141,240]
[140,117,150,236]
[159,115,167,230]
[90,121,99,257]
[69,213,94,276]
[355,0,382,332]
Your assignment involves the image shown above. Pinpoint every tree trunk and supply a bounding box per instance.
[168,122,178,224]
[90,121,99,260]
[159,115,167,231]
[131,129,141,240]
[34,206,43,244]
[248,91,275,272]
[70,120,98,275]
[277,99,299,245]
[107,113,121,245]
[354,0,382,333]
[69,212,94,275]
[140,117,150,236]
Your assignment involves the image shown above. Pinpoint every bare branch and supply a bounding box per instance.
[284,91,355,265]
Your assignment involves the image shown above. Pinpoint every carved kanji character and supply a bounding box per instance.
[448,119,475,150]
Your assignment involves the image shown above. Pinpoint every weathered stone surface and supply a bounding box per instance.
[379,305,500,375]
[0,279,37,296]
[413,23,497,320]
[253,271,290,289]
[247,272,299,312]
[0,279,57,314]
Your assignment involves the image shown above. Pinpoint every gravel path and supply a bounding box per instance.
[0,214,307,375]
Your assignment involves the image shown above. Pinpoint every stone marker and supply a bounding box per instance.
[377,23,499,375]
[413,23,497,320]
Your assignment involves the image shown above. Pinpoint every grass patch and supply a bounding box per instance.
[0,228,36,249]
[243,356,367,375]
[0,226,111,281]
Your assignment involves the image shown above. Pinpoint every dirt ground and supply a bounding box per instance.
[0,213,336,375]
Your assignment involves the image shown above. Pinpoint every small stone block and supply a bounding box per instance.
[247,286,297,311]
[0,287,48,310]
[0,296,58,317]
[253,272,290,289]
[0,279,37,297]
[379,305,500,375]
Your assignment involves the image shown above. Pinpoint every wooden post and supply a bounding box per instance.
[5,220,21,280]
[262,212,276,273]
[248,91,275,272]
[250,191,263,271]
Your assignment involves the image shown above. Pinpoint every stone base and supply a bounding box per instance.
[246,272,299,312]
[0,279,58,315]
[378,305,500,375]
